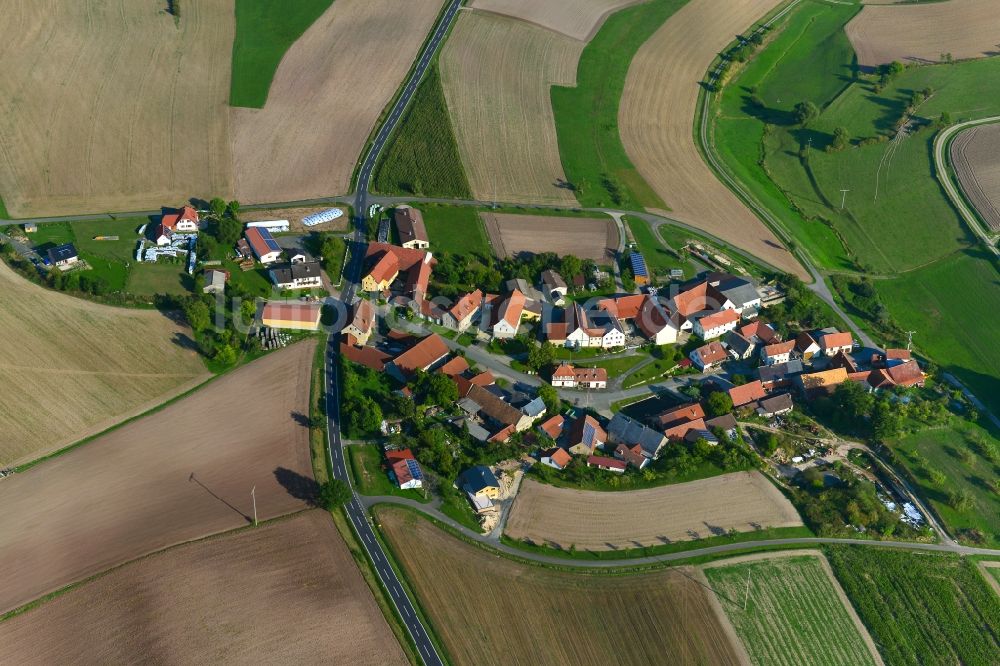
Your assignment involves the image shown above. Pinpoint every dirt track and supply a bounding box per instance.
[617,0,806,278]
[0,511,406,665]
[0,262,208,467]
[441,11,582,206]
[481,212,618,262]
[949,123,1000,232]
[505,473,803,551]
[0,342,315,615]
[0,0,233,217]
[846,0,1000,68]
[232,0,445,203]
[469,0,641,41]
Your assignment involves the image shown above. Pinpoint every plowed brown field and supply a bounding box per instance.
[469,0,642,41]
[846,0,1000,68]
[618,0,806,278]
[379,506,748,665]
[0,511,406,666]
[505,473,803,551]
[232,0,445,203]
[481,212,618,261]
[441,11,582,206]
[950,123,1000,232]
[0,342,314,615]
[0,0,233,217]
[0,262,208,467]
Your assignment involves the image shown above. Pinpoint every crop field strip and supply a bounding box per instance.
[480,212,618,262]
[440,10,583,206]
[0,343,315,615]
[617,0,805,278]
[826,546,1000,665]
[231,0,446,204]
[378,506,749,665]
[504,473,803,551]
[846,0,1000,69]
[704,552,881,666]
[0,0,234,218]
[469,0,642,42]
[0,262,208,466]
[0,511,407,666]
[949,123,1000,232]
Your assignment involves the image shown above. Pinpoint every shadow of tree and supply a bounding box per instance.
[273,467,320,506]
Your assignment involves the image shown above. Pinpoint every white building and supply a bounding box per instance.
[692,309,740,340]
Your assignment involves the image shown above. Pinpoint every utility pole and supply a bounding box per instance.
[251,485,258,527]
[839,188,850,210]
[743,568,751,611]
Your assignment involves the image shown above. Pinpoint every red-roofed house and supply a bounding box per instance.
[872,348,911,368]
[438,355,470,377]
[886,360,925,387]
[635,295,681,345]
[161,205,200,232]
[656,402,705,428]
[389,455,423,489]
[819,331,854,356]
[541,447,572,470]
[550,363,608,389]
[740,320,779,344]
[588,455,627,473]
[728,380,766,407]
[340,342,392,371]
[343,299,375,345]
[567,414,607,456]
[491,289,526,339]
[664,418,706,441]
[690,341,728,370]
[613,443,649,469]
[362,242,434,298]
[551,364,577,388]
[693,308,740,340]
[795,332,821,360]
[443,290,482,332]
[760,340,796,366]
[245,227,283,264]
[538,414,565,440]
[597,294,646,321]
[387,334,450,381]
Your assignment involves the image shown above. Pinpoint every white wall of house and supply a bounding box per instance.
[492,319,518,339]
[761,350,791,366]
[694,318,738,340]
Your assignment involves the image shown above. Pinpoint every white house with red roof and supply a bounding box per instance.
[491,289,526,339]
[760,340,796,366]
[819,330,854,357]
[692,308,740,340]
[689,341,728,371]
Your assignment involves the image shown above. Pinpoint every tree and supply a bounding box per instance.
[225,200,241,220]
[705,391,734,418]
[209,197,226,220]
[559,255,582,283]
[183,298,211,332]
[538,383,559,416]
[793,100,819,127]
[317,479,351,510]
[872,400,902,440]
[216,216,243,247]
[526,341,555,372]
[213,344,237,367]
[830,126,850,152]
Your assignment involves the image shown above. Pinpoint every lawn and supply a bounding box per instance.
[551,0,686,210]
[625,216,684,279]
[889,418,1000,546]
[372,66,472,198]
[575,354,646,378]
[418,205,489,255]
[376,506,748,664]
[825,546,1000,665]
[125,262,190,297]
[622,357,678,389]
[347,443,428,503]
[704,554,878,666]
[229,0,335,108]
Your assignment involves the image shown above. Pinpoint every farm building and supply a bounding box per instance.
[614,443,649,469]
[387,450,423,490]
[797,368,849,398]
[261,302,322,331]
[740,320,779,345]
[465,384,534,434]
[47,243,78,270]
[245,219,290,233]
[587,455,626,473]
[607,413,666,459]
[340,342,392,371]
[756,393,794,418]
[362,243,434,301]
[394,207,429,249]
[629,251,650,285]
[540,269,568,304]
[689,341,727,371]
[656,402,705,429]
[537,414,565,440]
[728,380,766,408]
[546,302,626,349]
[761,340,796,366]
[161,206,200,232]
[540,447,572,470]
[692,308,740,340]
[795,332,821,360]
[758,359,805,390]
[23,222,36,233]
[202,269,228,294]
[711,276,761,314]
[245,227,283,264]
[387,334,449,381]
[343,299,375,345]
[269,261,322,290]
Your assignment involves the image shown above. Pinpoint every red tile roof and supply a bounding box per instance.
[391,458,419,486]
[544,447,572,468]
[262,302,321,324]
[795,332,819,353]
[614,443,646,468]
[886,348,911,360]
[697,308,739,330]
[664,418,706,441]
[589,454,627,471]
[497,289,526,327]
[568,414,607,448]
[438,355,470,377]
[574,366,608,383]
[394,207,428,244]
[246,227,280,259]
[820,331,853,350]
[597,294,646,320]
[728,380,766,407]
[740,321,779,343]
[538,414,565,439]
[160,212,180,230]
[886,360,924,387]
[656,402,705,428]
[366,251,399,285]
[692,341,728,366]
[672,281,724,317]
[340,342,392,371]
[552,364,576,379]
[762,340,795,358]
[391,334,449,376]
[488,424,516,443]
[349,299,375,334]
[469,370,494,386]
[449,290,482,322]
[386,449,416,463]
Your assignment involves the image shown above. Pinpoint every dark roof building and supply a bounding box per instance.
[47,243,78,265]
[457,466,500,496]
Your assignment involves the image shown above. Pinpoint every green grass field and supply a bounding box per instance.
[372,66,472,198]
[625,216,683,279]
[552,0,686,210]
[622,358,677,389]
[575,354,646,378]
[705,555,877,666]
[890,418,1000,546]
[229,0,334,108]
[826,546,1000,665]
[418,206,489,255]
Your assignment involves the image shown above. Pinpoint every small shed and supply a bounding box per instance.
[23,223,37,233]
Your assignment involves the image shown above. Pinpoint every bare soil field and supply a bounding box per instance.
[505,473,803,551]
[243,205,351,233]
[0,342,315,615]
[846,0,1000,68]
[469,0,642,41]
[231,0,445,204]
[949,123,1000,232]
[441,11,583,206]
[481,212,618,262]
[618,0,806,278]
[0,263,208,467]
[379,506,748,665]
[0,0,233,217]
[0,511,405,666]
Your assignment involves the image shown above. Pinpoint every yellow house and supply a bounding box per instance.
[458,466,501,500]
[362,251,399,293]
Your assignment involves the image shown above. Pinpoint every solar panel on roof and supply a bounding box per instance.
[582,422,596,445]
[255,227,282,253]
[629,252,648,277]
[406,459,423,480]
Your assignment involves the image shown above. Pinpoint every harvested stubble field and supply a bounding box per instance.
[0,343,314,615]
[242,205,350,233]
[0,511,405,666]
[469,0,642,41]
[703,551,882,666]
[949,123,1000,232]
[441,11,583,206]
[0,263,208,467]
[505,473,803,551]
[846,0,1000,68]
[379,506,748,665]
[481,212,618,262]
[232,0,446,203]
[618,0,806,278]
[0,0,233,217]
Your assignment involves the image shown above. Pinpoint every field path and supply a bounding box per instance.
[618,0,806,278]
